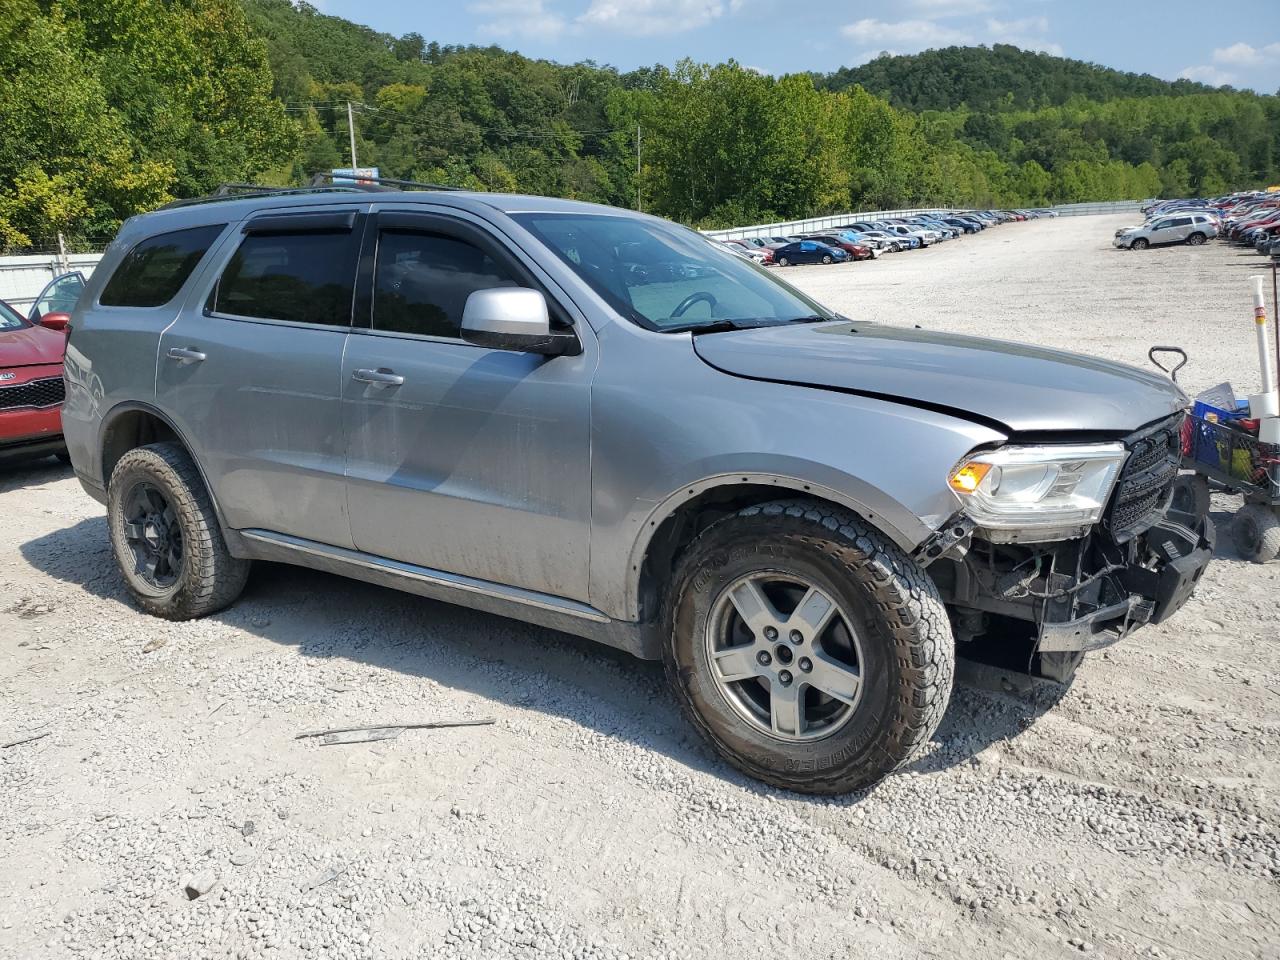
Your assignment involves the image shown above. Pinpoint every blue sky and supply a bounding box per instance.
[316,0,1280,94]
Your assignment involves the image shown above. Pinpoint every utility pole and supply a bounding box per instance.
[636,123,642,212]
[347,101,359,172]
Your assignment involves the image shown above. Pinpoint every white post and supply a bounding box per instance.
[1250,275,1280,447]
[347,101,359,172]
[1252,275,1277,396]
[56,232,69,273]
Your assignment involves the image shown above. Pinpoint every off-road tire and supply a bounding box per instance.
[1169,473,1210,525]
[107,442,250,619]
[1231,504,1280,564]
[1131,237,1150,250]
[664,499,955,794]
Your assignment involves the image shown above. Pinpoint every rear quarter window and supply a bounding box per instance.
[99,224,226,308]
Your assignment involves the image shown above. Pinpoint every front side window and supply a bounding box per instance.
[214,231,356,327]
[100,224,225,308]
[373,230,520,339]
[34,273,85,318]
[514,213,837,332]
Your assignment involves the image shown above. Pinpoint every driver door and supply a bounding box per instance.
[340,208,595,602]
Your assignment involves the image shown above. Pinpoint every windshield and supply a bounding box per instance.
[512,212,839,332]
[0,299,27,331]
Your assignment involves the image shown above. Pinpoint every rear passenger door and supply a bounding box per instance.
[339,208,594,602]
[156,207,365,548]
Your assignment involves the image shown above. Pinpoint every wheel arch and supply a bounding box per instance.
[625,473,920,624]
[98,402,232,542]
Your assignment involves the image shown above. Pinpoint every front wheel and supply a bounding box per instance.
[107,442,250,619]
[777,257,790,267]
[1131,237,1150,250]
[664,500,955,794]
[821,254,832,264]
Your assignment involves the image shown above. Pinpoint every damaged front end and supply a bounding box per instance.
[928,414,1214,683]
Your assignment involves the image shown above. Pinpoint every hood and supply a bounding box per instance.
[692,322,1187,435]
[0,323,65,368]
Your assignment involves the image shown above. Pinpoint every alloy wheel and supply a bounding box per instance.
[704,572,865,742]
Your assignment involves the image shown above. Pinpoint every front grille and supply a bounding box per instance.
[1106,414,1183,542]
[0,376,65,411]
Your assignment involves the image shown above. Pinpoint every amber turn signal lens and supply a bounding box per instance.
[948,462,992,494]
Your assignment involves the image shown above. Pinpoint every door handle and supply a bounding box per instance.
[352,367,404,386]
[167,347,206,364]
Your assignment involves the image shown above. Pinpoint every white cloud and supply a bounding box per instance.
[1212,41,1280,66]
[577,0,727,36]
[470,0,566,39]
[982,15,1061,55]
[1178,65,1237,86]
[841,18,973,48]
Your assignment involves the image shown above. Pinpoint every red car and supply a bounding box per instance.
[807,235,874,260]
[1,295,69,464]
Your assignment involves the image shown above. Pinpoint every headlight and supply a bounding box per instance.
[948,443,1127,542]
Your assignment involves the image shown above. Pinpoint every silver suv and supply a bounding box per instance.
[1114,214,1218,249]
[63,183,1212,794]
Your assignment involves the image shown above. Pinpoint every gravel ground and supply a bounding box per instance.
[2,214,1278,960]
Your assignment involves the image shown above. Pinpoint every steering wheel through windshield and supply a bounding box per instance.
[671,291,718,318]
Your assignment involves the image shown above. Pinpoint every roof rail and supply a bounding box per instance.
[157,183,381,211]
[308,172,461,192]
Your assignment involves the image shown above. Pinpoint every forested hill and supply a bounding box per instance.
[1,0,1278,252]
[819,45,1224,112]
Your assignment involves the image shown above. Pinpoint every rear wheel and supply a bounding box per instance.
[664,500,955,794]
[1186,232,1206,246]
[1131,237,1150,250]
[1232,504,1280,564]
[107,442,250,619]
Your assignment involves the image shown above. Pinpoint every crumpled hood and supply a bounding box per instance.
[0,323,65,368]
[693,322,1187,434]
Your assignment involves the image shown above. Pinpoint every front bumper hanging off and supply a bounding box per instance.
[1036,513,1214,654]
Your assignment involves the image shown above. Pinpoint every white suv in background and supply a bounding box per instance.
[1114,213,1218,250]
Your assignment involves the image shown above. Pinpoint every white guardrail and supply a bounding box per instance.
[0,252,104,310]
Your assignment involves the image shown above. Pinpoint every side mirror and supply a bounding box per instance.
[38,312,71,332]
[460,288,578,356]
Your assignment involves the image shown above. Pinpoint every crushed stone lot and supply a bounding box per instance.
[2,214,1279,960]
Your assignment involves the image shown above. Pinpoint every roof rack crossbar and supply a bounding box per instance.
[309,172,461,192]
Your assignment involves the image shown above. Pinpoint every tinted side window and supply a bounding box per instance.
[99,225,225,308]
[1173,217,1193,227]
[372,230,519,339]
[214,232,357,327]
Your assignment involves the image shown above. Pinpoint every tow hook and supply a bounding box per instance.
[912,513,975,568]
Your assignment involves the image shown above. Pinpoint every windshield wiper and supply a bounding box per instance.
[670,315,836,335]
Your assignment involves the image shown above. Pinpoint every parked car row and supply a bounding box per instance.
[715,208,1051,268]
[1118,191,1280,255]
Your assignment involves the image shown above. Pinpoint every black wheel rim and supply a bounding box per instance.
[122,481,184,588]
